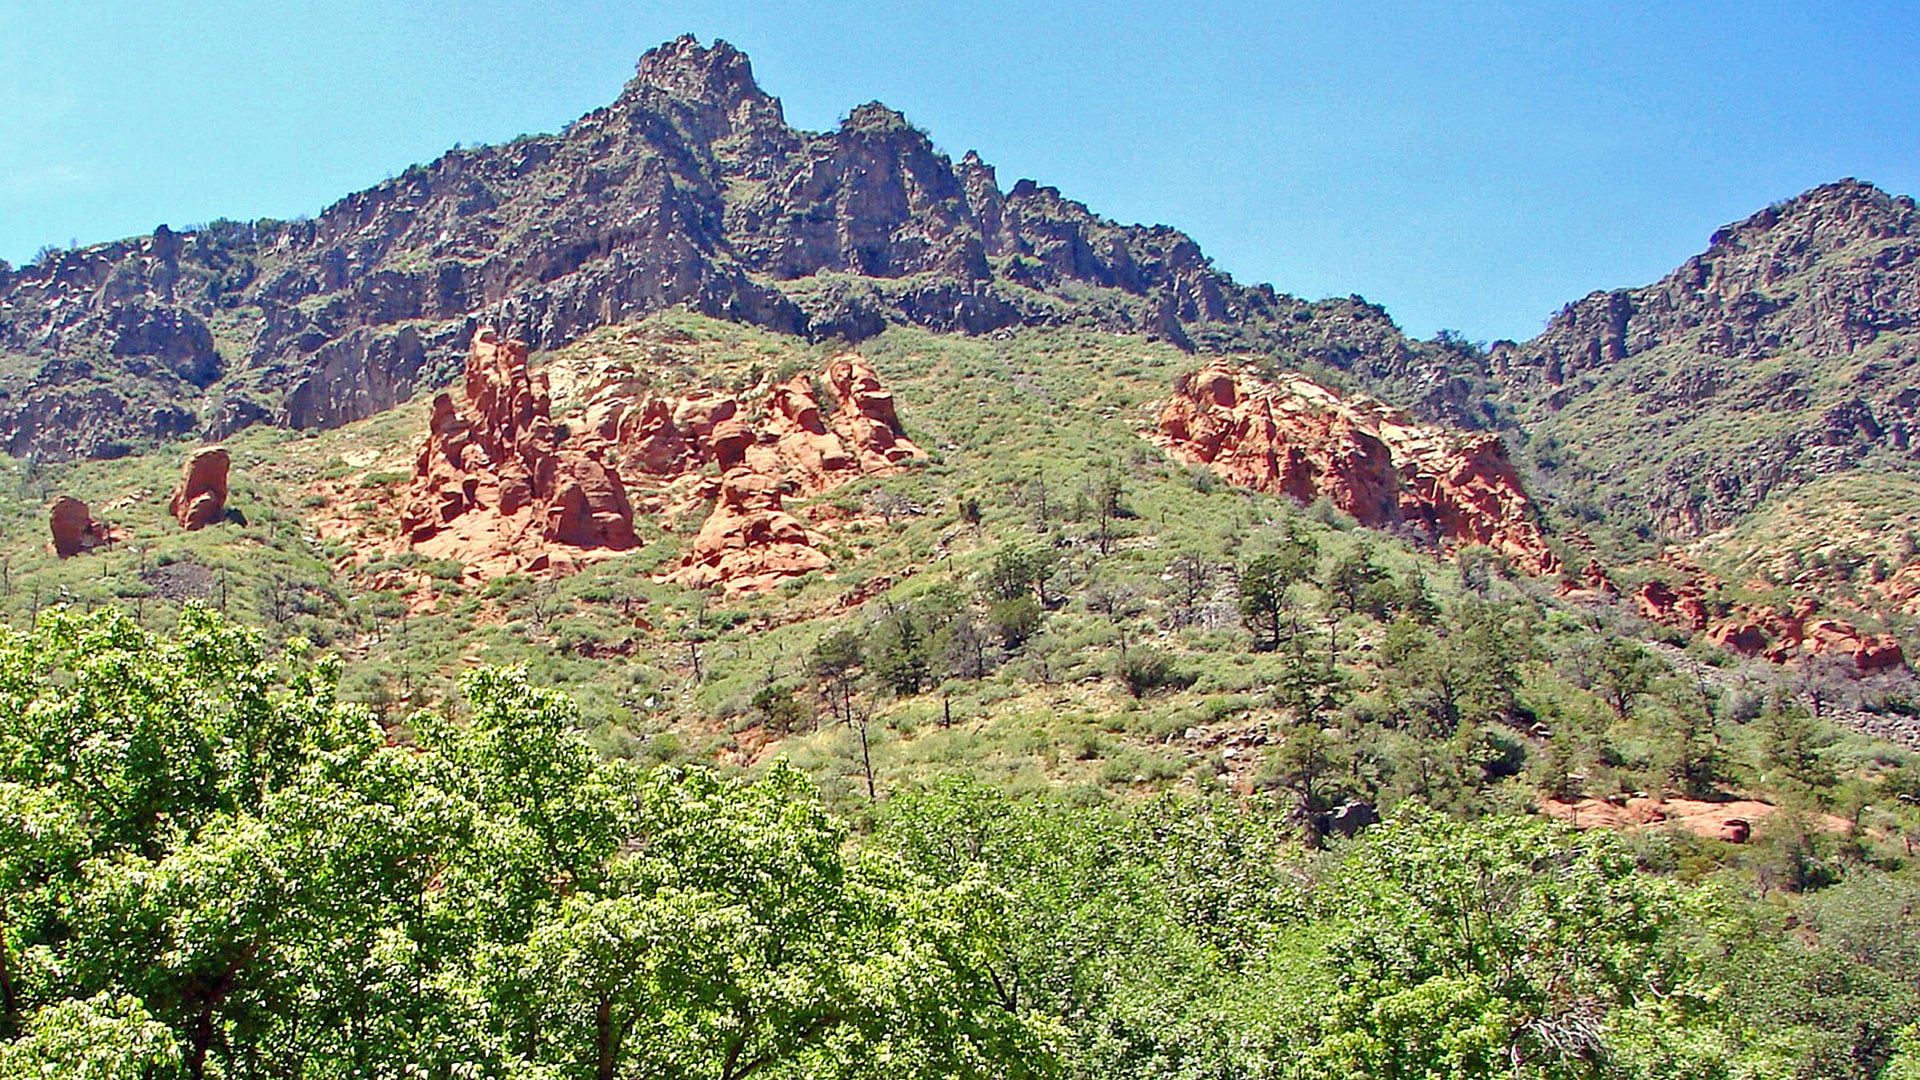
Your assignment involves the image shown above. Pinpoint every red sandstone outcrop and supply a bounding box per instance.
[1158,364,1560,575]
[1557,559,1619,602]
[48,496,117,558]
[1709,598,1905,671]
[657,354,924,593]
[169,447,230,530]
[1540,796,1853,842]
[1634,564,1906,672]
[666,469,831,593]
[401,329,636,573]
[1635,579,1710,630]
[403,333,922,591]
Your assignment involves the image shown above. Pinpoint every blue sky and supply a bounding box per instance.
[1,1,1915,342]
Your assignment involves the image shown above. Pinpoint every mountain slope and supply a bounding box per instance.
[0,36,1483,463]
[1493,179,1920,545]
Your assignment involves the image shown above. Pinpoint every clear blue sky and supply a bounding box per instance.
[2,1,1916,342]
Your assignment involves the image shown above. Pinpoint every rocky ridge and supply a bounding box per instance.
[1493,179,1920,538]
[0,36,1465,464]
[1158,364,1560,575]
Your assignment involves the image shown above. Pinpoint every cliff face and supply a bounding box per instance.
[0,36,1458,463]
[1159,364,1560,575]
[1492,180,1920,538]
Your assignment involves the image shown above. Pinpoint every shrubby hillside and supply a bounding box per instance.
[6,32,1920,1080]
[1,607,1917,1079]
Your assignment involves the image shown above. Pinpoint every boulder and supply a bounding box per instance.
[169,447,231,530]
[49,496,113,558]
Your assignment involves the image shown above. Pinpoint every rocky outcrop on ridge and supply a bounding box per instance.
[401,328,921,590]
[652,354,926,593]
[1158,364,1560,574]
[169,446,231,530]
[0,36,1465,464]
[48,496,116,558]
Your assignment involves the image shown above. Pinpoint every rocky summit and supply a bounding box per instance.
[0,35,1478,464]
[1492,179,1920,540]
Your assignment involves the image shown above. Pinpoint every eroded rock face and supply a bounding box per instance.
[666,468,831,593]
[402,333,921,591]
[1636,579,1710,630]
[1159,364,1560,575]
[401,329,636,572]
[1636,565,1906,672]
[49,496,115,558]
[648,352,925,593]
[169,447,231,530]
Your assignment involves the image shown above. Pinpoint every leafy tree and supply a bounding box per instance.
[1302,808,1725,1079]
[983,545,1062,609]
[985,596,1043,651]
[1239,526,1318,653]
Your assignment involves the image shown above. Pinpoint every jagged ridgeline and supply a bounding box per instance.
[1493,180,1920,546]
[0,36,1488,463]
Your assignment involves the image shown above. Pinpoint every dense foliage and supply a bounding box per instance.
[1,607,1918,1078]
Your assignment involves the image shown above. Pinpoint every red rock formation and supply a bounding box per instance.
[404,333,923,592]
[1159,364,1560,575]
[666,468,831,594]
[1557,559,1619,602]
[402,329,636,570]
[1638,570,1910,672]
[169,447,230,530]
[643,356,921,592]
[1636,579,1711,630]
[48,496,116,558]
[1540,796,1852,841]
[828,355,924,471]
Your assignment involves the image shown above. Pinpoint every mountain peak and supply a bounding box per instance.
[1707,177,1915,252]
[840,101,915,134]
[627,35,766,106]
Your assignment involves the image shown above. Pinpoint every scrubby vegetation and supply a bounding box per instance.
[0,607,1916,1078]
[3,314,1920,1075]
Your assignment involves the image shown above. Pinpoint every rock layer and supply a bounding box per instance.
[169,447,231,530]
[1159,364,1560,574]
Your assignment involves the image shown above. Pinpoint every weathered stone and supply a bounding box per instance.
[401,329,637,566]
[1159,364,1560,575]
[169,447,231,530]
[49,496,113,558]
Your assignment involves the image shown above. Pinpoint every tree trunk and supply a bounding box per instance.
[0,923,16,1040]
[596,993,616,1080]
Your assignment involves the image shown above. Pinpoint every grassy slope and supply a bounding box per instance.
[0,310,1911,828]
